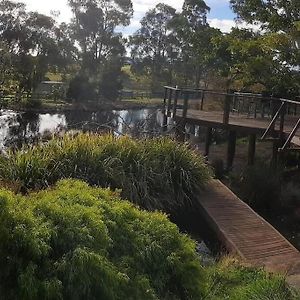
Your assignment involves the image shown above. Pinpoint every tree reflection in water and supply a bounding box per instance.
[2,109,166,149]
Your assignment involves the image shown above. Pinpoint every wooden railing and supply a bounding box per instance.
[163,86,300,151]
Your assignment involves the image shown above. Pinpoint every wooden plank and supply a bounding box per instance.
[173,109,300,145]
[198,180,300,275]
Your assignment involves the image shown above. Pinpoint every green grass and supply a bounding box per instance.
[203,257,299,299]
[0,134,212,213]
[121,98,163,105]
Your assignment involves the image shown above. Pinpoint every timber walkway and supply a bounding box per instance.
[162,86,300,168]
[198,180,300,285]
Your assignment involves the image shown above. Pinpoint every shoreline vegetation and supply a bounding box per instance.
[3,98,164,114]
[0,133,298,299]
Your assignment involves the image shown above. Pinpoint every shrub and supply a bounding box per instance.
[230,163,281,210]
[0,134,211,213]
[203,257,298,300]
[211,159,225,179]
[0,179,205,299]
[67,74,96,103]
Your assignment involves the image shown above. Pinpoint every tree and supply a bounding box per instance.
[0,1,76,97]
[170,0,222,88]
[230,0,300,33]
[212,28,299,97]
[67,0,133,100]
[228,0,300,97]
[130,3,177,92]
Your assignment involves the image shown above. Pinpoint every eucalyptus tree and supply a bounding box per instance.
[229,0,300,97]
[0,1,76,96]
[230,0,300,33]
[170,0,222,87]
[211,27,299,97]
[68,0,132,74]
[130,3,177,92]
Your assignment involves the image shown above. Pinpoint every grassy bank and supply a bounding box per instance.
[0,134,211,213]
[7,98,163,114]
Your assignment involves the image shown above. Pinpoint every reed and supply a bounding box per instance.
[0,134,212,212]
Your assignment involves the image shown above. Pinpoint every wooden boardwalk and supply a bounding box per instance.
[175,109,300,145]
[198,180,300,280]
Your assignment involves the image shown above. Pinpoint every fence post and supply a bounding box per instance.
[223,94,231,125]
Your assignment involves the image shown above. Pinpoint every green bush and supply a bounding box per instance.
[229,163,281,210]
[0,134,211,213]
[0,179,204,299]
[203,258,298,300]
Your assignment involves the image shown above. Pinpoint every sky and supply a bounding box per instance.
[20,0,238,34]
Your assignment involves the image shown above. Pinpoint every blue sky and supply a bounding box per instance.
[21,0,237,33]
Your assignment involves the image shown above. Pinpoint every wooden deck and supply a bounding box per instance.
[175,109,300,145]
[198,180,300,279]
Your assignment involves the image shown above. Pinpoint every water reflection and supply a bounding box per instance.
[0,109,165,149]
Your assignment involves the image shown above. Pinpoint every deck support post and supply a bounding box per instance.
[227,130,237,171]
[204,127,212,157]
[271,138,280,168]
[175,121,186,142]
[248,134,256,165]
[223,95,231,125]
[166,90,173,117]
[172,90,179,118]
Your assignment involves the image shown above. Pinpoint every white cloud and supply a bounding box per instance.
[208,18,235,33]
[208,18,262,33]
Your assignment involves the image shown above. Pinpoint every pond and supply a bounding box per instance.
[0,108,167,149]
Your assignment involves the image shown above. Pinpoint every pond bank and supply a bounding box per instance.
[7,99,163,114]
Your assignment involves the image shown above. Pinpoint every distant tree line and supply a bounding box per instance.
[130,0,300,98]
[0,0,299,103]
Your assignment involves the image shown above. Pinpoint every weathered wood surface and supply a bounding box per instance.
[175,109,300,145]
[198,180,300,276]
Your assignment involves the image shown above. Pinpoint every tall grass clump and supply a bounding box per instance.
[0,179,205,299]
[203,257,298,300]
[0,134,211,212]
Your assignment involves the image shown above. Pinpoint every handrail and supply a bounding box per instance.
[163,85,300,151]
[261,102,286,140]
[280,118,300,151]
[163,86,300,105]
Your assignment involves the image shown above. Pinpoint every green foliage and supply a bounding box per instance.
[0,134,211,213]
[230,0,300,33]
[66,74,96,102]
[0,179,205,299]
[67,0,133,100]
[229,163,281,210]
[203,258,298,299]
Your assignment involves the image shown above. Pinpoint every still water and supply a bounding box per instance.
[0,109,166,149]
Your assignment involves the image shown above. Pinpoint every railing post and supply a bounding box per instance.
[166,89,173,117]
[204,127,212,157]
[223,94,231,125]
[172,90,179,118]
[279,102,286,143]
[163,88,168,112]
[182,92,189,119]
[200,90,205,111]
